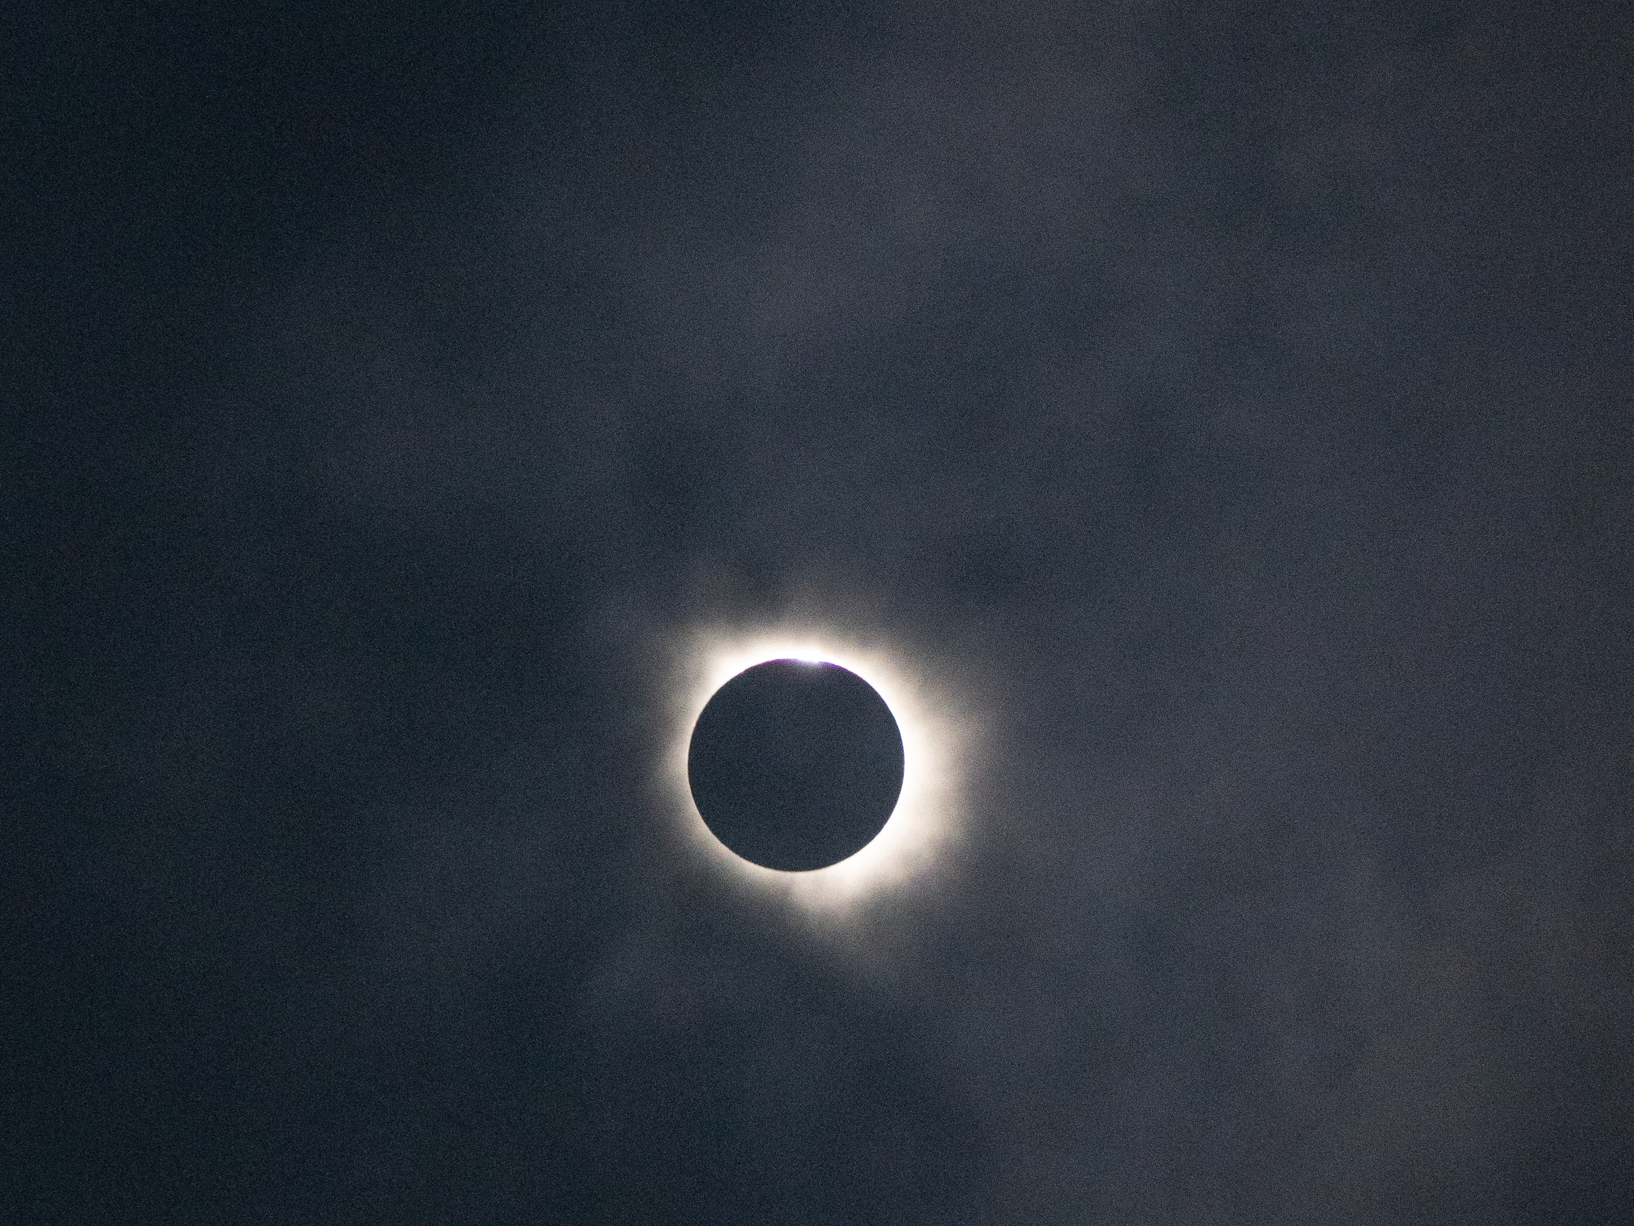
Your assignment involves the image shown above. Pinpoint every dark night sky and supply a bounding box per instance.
[7,2,1633,1223]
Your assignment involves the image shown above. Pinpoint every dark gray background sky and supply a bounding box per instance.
[8,2,1632,1223]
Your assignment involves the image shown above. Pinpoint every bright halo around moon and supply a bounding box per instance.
[665,624,971,919]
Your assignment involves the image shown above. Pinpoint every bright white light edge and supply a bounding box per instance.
[664,625,971,921]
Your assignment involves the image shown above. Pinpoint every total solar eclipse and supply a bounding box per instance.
[687,659,906,871]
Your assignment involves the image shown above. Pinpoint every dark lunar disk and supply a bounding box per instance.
[687,659,906,871]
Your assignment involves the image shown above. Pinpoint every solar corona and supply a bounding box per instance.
[666,626,969,917]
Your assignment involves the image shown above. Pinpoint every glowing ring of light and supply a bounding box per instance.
[664,624,970,918]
